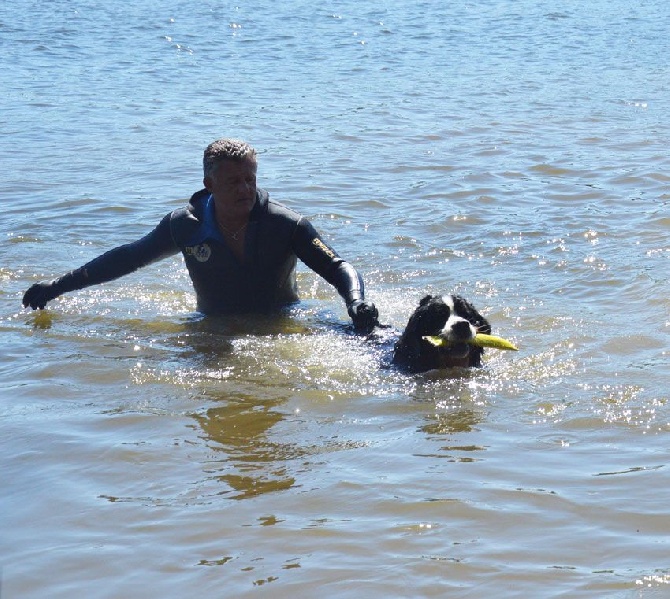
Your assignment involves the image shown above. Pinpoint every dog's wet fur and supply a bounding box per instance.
[389,294,491,373]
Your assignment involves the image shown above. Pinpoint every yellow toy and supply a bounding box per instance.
[423,333,518,351]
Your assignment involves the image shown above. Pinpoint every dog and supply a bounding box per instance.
[390,294,491,373]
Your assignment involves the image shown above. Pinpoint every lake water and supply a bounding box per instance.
[1,0,669,597]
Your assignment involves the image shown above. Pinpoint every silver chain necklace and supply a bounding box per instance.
[218,222,248,241]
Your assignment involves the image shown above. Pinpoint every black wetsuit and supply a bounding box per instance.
[54,188,365,314]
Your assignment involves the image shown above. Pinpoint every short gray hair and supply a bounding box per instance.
[203,138,257,178]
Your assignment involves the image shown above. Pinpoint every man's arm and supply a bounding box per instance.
[23,213,179,310]
[292,218,378,333]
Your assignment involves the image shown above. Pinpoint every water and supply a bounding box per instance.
[1,0,669,596]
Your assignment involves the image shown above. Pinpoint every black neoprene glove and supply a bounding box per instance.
[22,269,86,310]
[347,299,379,334]
[22,281,63,310]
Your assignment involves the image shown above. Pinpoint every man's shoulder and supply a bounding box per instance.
[169,204,200,225]
[165,193,205,246]
[169,190,207,221]
[262,191,303,222]
[187,189,209,215]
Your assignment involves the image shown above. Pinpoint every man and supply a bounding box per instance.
[22,138,379,333]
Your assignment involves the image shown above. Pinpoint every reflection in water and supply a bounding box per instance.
[165,313,317,500]
[132,303,500,498]
[417,407,487,462]
[421,408,483,436]
[192,400,300,500]
[409,372,490,461]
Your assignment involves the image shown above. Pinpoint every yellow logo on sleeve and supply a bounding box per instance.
[312,238,336,259]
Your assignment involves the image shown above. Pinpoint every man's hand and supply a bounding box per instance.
[23,281,60,310]
[347,299,379,334]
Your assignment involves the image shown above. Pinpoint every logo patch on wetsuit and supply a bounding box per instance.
[312,238,336,259]
[186,243,212,262]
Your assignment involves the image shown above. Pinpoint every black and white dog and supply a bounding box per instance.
[390,294,491,373]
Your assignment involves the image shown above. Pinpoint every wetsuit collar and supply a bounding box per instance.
[186,190,269,246]
[183,193,225,246]
[253,188,269,213]
[201,194,226,244]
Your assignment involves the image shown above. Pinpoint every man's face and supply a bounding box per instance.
[205,158,257,220]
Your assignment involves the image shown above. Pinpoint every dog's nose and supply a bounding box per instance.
[451,320,473,338]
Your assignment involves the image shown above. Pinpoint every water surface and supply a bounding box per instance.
[1,0,669,597]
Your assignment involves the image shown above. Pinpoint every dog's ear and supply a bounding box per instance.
[452,295,491,335]
[419,294,435,307]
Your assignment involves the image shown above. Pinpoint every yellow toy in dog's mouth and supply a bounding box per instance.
[423,333,518,351]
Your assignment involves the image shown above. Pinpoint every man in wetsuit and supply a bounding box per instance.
[22,138,379,333]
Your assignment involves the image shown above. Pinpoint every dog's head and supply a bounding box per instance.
[392,294,491,373]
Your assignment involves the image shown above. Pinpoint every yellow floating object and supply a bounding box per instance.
[423,333,518,351]
[31,309,54,330]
